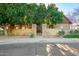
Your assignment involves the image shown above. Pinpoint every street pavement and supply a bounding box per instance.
[0,36,79,56]
[0,43,79,56]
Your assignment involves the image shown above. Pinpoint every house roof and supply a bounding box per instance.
[64,15,72,24]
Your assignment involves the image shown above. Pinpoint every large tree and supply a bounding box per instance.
[0,3,64,28]
[25,3,38,26]
[34,3,47,25]
[45,4,64,27]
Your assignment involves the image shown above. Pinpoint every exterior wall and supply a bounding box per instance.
[0,23,71,37]
[55,24,70,30]
[46,28,59,36]
[4,24,37,36]
[11,28,32,36]
[55,24,71,34]
[42,24,71,37]
[42,24,59,37]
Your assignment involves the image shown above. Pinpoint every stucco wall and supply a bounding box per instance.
[46,28,59,36]
[11,28,32,36]
[42,24,71,37]
[5,24,37,36]
[55,24,70,30]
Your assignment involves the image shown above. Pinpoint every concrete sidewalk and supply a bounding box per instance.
[0,36,79,45]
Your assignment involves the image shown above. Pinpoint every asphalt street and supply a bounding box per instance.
[0,43,79,56]
[0,36,79,56]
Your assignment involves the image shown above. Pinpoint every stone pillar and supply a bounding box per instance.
[4,26,8,36]
[42,24,47,37]
[32,24,37,37]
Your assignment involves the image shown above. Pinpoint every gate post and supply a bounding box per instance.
[32,24,37,37]
[4,26,8,36]
[42,24,47,37]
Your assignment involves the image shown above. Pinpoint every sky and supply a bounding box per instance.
[56,3,79,15]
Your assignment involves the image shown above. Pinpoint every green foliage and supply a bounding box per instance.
[0,3,26,25]
[57,30,65,36]
[66,29,79,38]
[34,3,47,25]
[0,30,4,35]
[69,30,74,34]
[74,29,79,33]
[29,33,34,38]
[63,33,79,38]
[69,29,79,34]
[45,4,64,26]
[0,3,64,26]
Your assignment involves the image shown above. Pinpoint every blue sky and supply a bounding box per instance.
[56,3,79,15]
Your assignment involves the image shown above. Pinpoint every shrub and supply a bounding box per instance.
[0,30,4,35]
[69,29,79,34]
[57,30,65,36]
[29,33,34,38]
[69,30,74,34]
[63,33,79,38]
[74,29,79,33]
